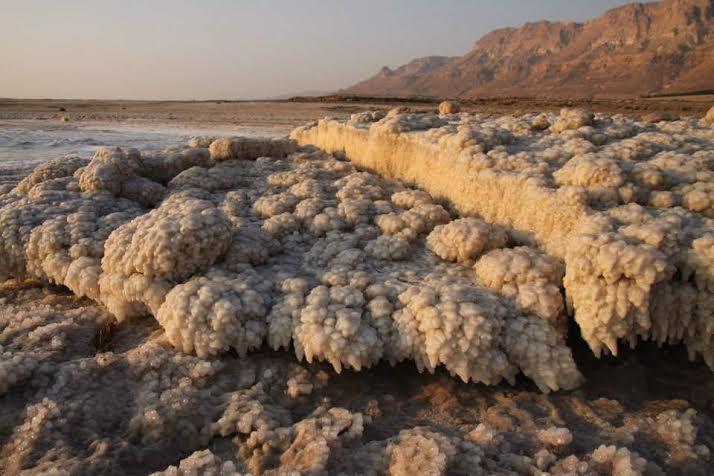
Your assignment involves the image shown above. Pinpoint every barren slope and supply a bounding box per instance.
[344,0,714,98]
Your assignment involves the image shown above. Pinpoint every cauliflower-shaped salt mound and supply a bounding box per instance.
[551,108,594,133]
[503,314,583,392]
[277,406,365,475]
[26,205,141,300]
[157,270,268,358]
[704,105,714,125]
[564,230,672,356]
[386,427,483,476]
[588,445,648,476]
[384,270,576,394]
[223,227,279,268]
[141,147,213,184]
[0,347,39,396]
[168,162,247,192]
[427,218,507,263]
[349,110,386,124]
[267,277,311,351]
[262,212,301,238]
[78,147,138,195]
[531,113,551,131]
[676,181,714,217]
[77,147,166,207]
[554,154,625,206]
[208,137,296,161]
[390,189,433,209]
[392,284,517,385]
[438,101,461,115]
[294,284,381,373]
[11,156,88,195]
[99,195,232,320]
[213,383,292,439]
[365,235,411,260]
[252,192,299,218]
[377,204,451,241]
[187,136,216,148]
[151,449,243,476]
[388,431,450,476]
[474,246,565,327]
[536,427,573,447]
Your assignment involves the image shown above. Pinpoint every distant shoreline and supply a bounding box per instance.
[0,94,711,124]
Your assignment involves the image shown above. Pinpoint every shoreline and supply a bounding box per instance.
[1,96,712,126]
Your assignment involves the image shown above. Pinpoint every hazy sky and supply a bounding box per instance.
[1,0,635,100]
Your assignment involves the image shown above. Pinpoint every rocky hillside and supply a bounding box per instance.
[343,0,714,98]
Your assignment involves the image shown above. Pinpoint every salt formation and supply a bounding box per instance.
[427,217,507,263]
[474,246,566,328]
[208,136,296,161]
[705,105,714,125]
[438,100,460,115]
[3,110,714,472]
[0,135,583,394]
[1,274,712,474]
[292,107,714,369]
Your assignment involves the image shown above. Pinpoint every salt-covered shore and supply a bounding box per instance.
[1,104,714,474]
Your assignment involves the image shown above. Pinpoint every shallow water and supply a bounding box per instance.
[0,120,290,184]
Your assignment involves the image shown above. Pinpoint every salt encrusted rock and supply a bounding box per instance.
[223,226,279,268]
[252,192,299,218]
[5,103,714,412]
[277,406,365,475]
[151,449,243,476]
[365,235,411,260]
[169,162,245,192]
[536,427,573,447]
[208,137,296,161]
[704,105,714,125]
[293,111,714,367]
[349,110,386,124]
[391,189,434,209]
[553,154,625,206]
[386,427,483,476]
[388,431,450,476]
[531,113,551,131]
[294,284,381,373]
[588,445,648,475]
[377,204,451,241]
[25,206,141,300]
[0,347,38,396]
[11,156,88,195]
[99,195,232,320]
[474,247,565,328]
[551,108,595,133]
[267,277,311,351]
[563,228,672,356]
[427,218,507,263]
[0,171,141,280]
[1,268,711,474]
[156,269,269,358]
[438,100,461,115]
[142,147,213,184]
[392,284,518,386]
[78,147,140,195]
[187,136,217,148]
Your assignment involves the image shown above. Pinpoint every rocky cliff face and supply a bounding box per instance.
[344,0,714,97]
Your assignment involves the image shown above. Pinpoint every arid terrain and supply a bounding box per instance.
[344,0,714,98]
[1,99,713,474]
[2,95,713,125]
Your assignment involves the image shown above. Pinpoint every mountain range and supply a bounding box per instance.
[342,0,714,98]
